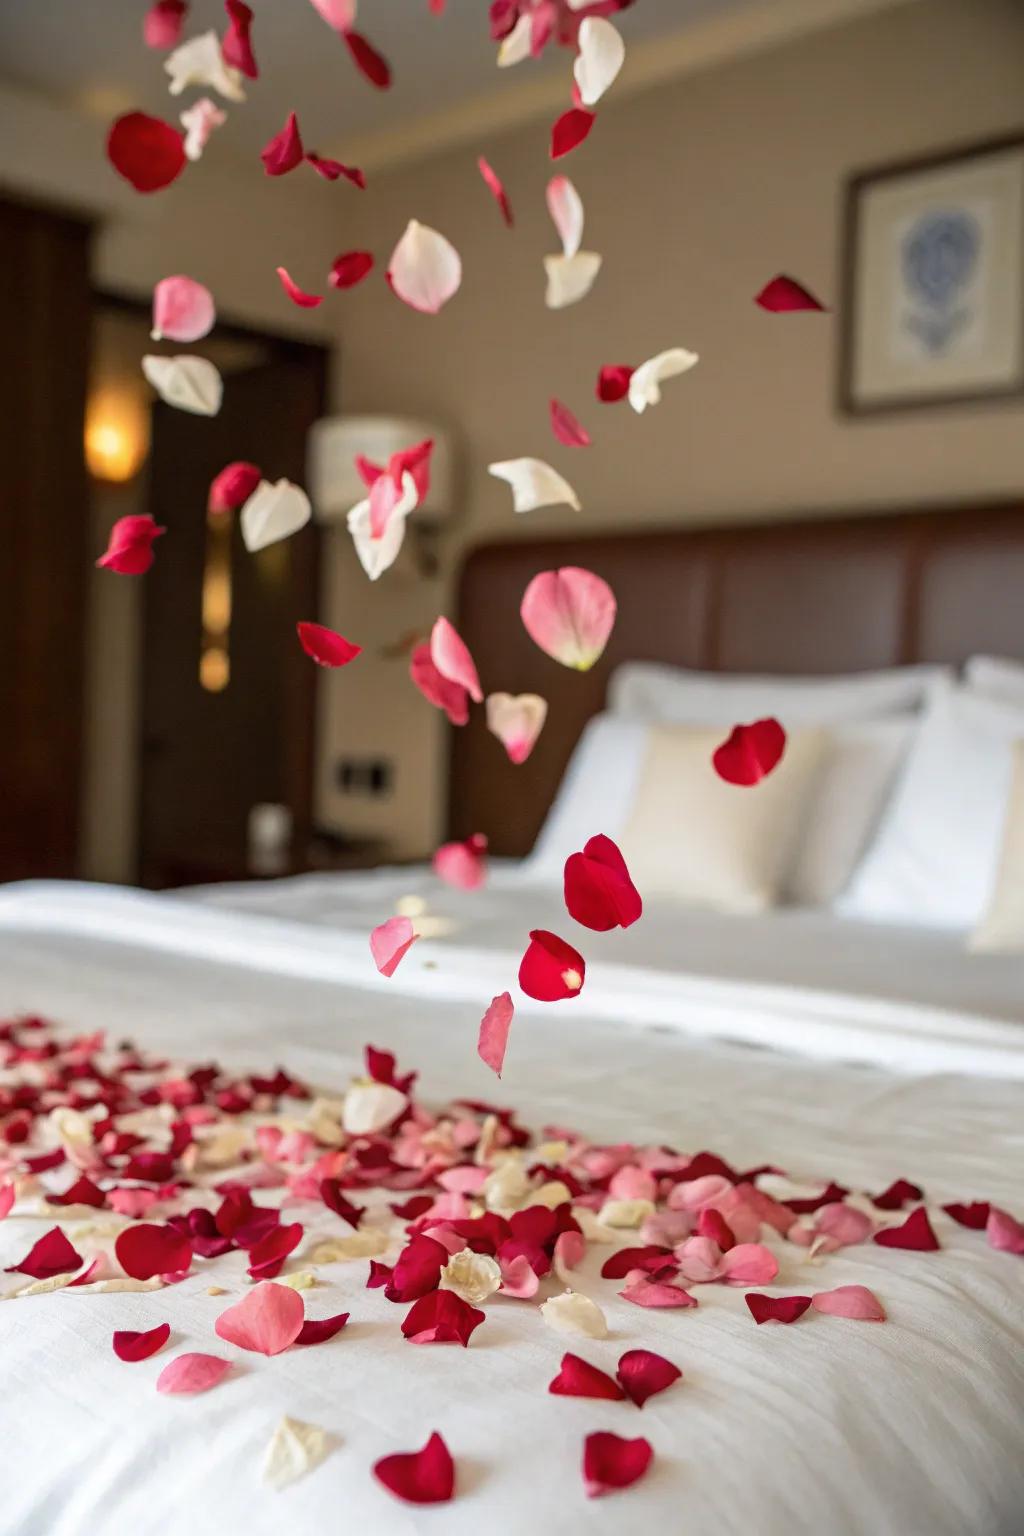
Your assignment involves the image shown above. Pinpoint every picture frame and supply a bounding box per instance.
[839,132,1024,415]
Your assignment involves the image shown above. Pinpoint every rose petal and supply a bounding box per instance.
[628,347,699,413]
[329,250,375,289]
[434,835,488,891]
[619,1275,698,1308]
[115,1223,192,1281]
[107,112,187,193]
[719,1242,779,1285]
[583,1431,652,1498]
[308,0,356,29]
[439,1248,502,1305]
[489,458,580,514]
[0,1184,15,1220]
[497,12,532,66]
[344,30,391,89]
[547,174,584,258]
[478,992,514,1077]
[305,153,365,187]
[873,1207,940,1251]
[240,478,311,552]
[987,1207,1024,1255]
[295,1311,350,1344]
[544,251,602,309]
[550,398,591,448]
[695,1207,735,1250]
[478,156,513,226]
[814,1202,874,1247]
[180,96,226,161]
[276,265,323,308]
[144,0,188,50]
[387,220,461,313]
[564,834,641,931]
[712,718,787,786]
[263,1416,331,1489]
[551,107,595,159]
[343,1081,408,1136]
[348,471,418,580]
[370,916,418,978]
[430,617,483,702]
[520,566,615,670]
[246,1220,302,1280]
[142,354,223,415]
[5,1226,82,1280]
[519,929,585,1001]
[485,691,547,764]
[156,1353,231,1395]
[208,461,261,513]
[943,1201,991,1230]
[574,17,625,106]
[97,514,166,575]
[222,0,257,78]
[499,1252,540,1298]
[401,1288,485,1345]
[262,112,305,179]
[872,1178,924,1211]
[541,1289,607,1338]
[549,1351,624,1401]
[297,621,362,668]
[165,31,245,100]
[410,642,469,724]
[215,1280,304,1355]
[151,275,215,343]
[596,363,634,402]
[811,1284,886,1321]
[321,1179,365,1229]
[616,1349,681,1406]
[755,274,827,312]
[113,1322,172,1361]
[373,1432,454,1505]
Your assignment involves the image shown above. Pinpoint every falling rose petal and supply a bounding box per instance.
[987,1207,1024,1255]
[410,642,469,724]
[305,153,365,187]
[583,1432,653,1498]
[371,916,418,978]
[544,251,602,310]
[519,930,585,1002]
[261,111,304,176]
[486,691,547,764]
[745,1293,811,1325]
[489,458,580,514]
[387,220,461,314]
[151,275,215,343]
[872,1178,924,1211]
[165,31,245,100]
[541,1289,607,1338]
[616,1349,681,1407]
[597,363,634,402]
[113,1322,171,1362]
[107,112,186,193]
[549,1352,624,1401]
[263,1416,331,1490]
[276,266,324,308]
[520,566,616,670]
[144,0,188,50]
[628,347,699,413]
[873,1207,940,1251]
[574,17,625,106]
[215,1280,305,1355]
[156,1353,231,1395]
[755,274,827,313]
[222,0,258,79]
[5,1226,82,1280]
[295,1311,350,1345]
[115,1223,192,1281]
[373,1432,454,1505]
[344,30,392,89]
[240,478,312,552]
[142,354,223,415]
[712,718,787,786]
[478,992,514,1077]
[497,12,532,66]
[401,1289,485,1346]
[97,514,166,575]
[811,1285,886,1321]
[209,460,261,513]
[329,250,375,289]
[551,107,595,159]
[478,156,514,226]
[944,1201,990,1230]
[348,471,418,581]
[564,834,642,932]
[180,97,226,161]
[297,622,362,668]
[431,617,483,703]
[434,834,488,891]
[308,0,357,28]
[550,398,591,448]
[547,175,584,258]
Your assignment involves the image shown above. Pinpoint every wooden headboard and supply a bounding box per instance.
[449,501,1024,854]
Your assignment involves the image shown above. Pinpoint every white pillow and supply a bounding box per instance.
[964,655,1024,706]
[836,683,1024,930]
[526,714,648,878]
[608,662,951,725]
[971,741,1024,953]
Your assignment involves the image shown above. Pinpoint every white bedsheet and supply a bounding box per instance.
[0,882,1022,1536]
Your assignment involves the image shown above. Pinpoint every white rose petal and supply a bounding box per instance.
[439,1248,503,1306]
[573,17,625,107]
[347,470,418,581]
[342,1081,408,1136]
[497,13,532,67]
[544,251,602,310]
[598,1198,656,1230]
[142,354,223,416]
[628,347,699,414]
[263,1416,332,1490]
[541,1289,608,1339]
[240,478,312,553]
[546,175,584,260]
[165,31,246,101]
[489,458,581,514]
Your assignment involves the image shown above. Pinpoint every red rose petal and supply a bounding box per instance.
[401,1288,485,1346]
[115,1223,192,1281]
[549,398,591,448]
[390,1195,433,1221]
[261,112,304,176]
[329,250,375,289]
[222,0,258,78]
[345,29,392,88]
[745,1292,812,1324]
[385,1235,449,1302]
[616,1348,682,1407]
[873,1207,940,1251]
[144,0,187,50]
[321,1179,365,1228]
[113,1321,171,1362]
[49,1175,107,1209]
[943,1201,990,1230]
[872,1178,924,1211]
[5,1226,82,1279]
[596,364,634,402]
[518,929,586,1001]
[478,992,514,1078]
[297,621,362,668]
[97,514,166,575]
[373,1431,454,1505]
[712,718,787,786]
[563,834,641,932]
[276,266,324,308]
[247,1220,303,1279]
[295,1311,350,1345]
[551,107,595,160]
[477,155,514,226]
[215,1280,305,1354]
[208,461,261,514]
[370,916,418,978]
[600,1246,671,1280]
[786,1181,849,1215]
[156,1353,231,1395]
[107,112,186,193]
[696,1207,735,1250]
[583,1431,653,1498]
[754,274,827,312]
[305,153,366,188]
[410,642,469,726]
[549,1352,624,1401]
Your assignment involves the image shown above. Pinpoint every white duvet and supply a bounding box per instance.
[0,880,1022,1536]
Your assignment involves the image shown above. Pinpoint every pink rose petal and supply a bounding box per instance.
[550,398,591,448]
[276,266,323,308]
[434,835,488,891]
[430,617,483,703]
[215,1281,305,1355]
[151,275,215,343]
[547,174,584,258]
[619,1276,697,1309]
[370,916,418,978]
[156,1353,231,1395]
[521,566,616,671]
[478,156,514,226]
[718,1242,779,1285]
[478,992,514,1077]
[485,692,547,764]
[144,0,188,50]
[410,643,470,726]
[811,1284,886,1321]
[987,1207,1024,1255]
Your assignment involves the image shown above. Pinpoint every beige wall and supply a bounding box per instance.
[316,0,1024,859]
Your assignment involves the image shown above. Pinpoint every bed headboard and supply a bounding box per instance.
[450,501,1024,854]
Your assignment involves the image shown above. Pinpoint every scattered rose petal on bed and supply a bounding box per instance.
[374,1432,455,1505]
[712,718,787,786]
[156,1353,231,1395]
[574,17,625,105]
[489,458,581,514]
[873,1207,940,1251]
[478,156,514,225]
[180,96,226,161]
[500,1251,541,1298]
[811,1284,886,1321]
[745,1293,811,1324]
[385,1234,448,1301]
[342,1081,407,1135]
[434,834,488,891]
[544,251,602,309]
[719,1242,779,1285]
[987,1208,1024,1255]
[348,471,418,580]
[142,354,223,415]
[144,0,188,49]
[872,1178,924,1211]
[222,0,258,78]
[97,514,166,575]
[329,250,375,289]
[616,1349,682,1406]
[551,107,595,159]
[0,1184,14,1220]
[943,1201,990,1230]
[620,1274,698,1308]
[564,834,642,931]
[547,175,584,258]
[151,275,215,342]
[583,1431,652,1498]
[439,1248,503,1305]
[596,363,634,402]
[486,692,547,764]
[107,112,187,192]
[628,347,699,413]
[208,460,261,513]
[431,617,483,702]
[410,643,470,724]
[541,1289,607,1338]
[215,1280,305,1355]
[261,111,305,175]
[115,1223,192,1281]
[696,1207,735,1249]
[519,930,586,1001]
[295,1311,350,1345]
[5,1226,82,1280]
[344,30,392,88]
[263,1416,331,1489]
[113,1322,172,1361]
[754,274,827,312]
[520,566,616,670]
[246,1222,303,1280]
[296,622,362,668]
[304,153,365,186]
[321,1180,365,1229]
[550,398,591,448]
[478,992,514,1077]
[370,916,419,978]
[240,478,312,552]
[549,1352,624,1401]
[276,266,324,308]
[165,30,246,100]
[387,221,461,312]
[402,1288,485,1345]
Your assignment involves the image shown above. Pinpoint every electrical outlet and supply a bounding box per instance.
[335,758,394,797]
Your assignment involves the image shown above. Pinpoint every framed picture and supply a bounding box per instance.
[839,133,1024,414]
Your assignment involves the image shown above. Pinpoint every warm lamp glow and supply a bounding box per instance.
[85,389,149,482]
